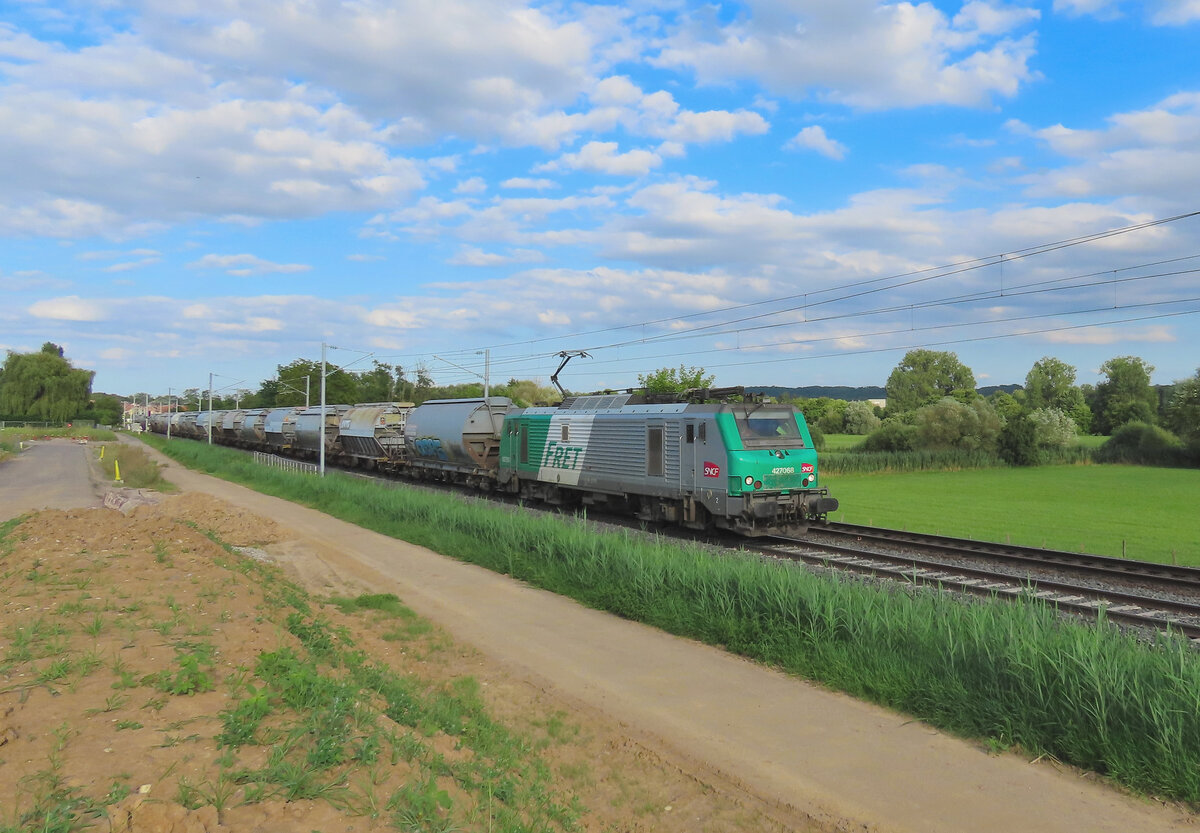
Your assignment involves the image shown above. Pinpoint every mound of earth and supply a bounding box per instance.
[0,495,806,833]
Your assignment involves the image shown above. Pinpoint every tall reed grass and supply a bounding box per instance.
[822,446,1093,474]
[143,435,1200,805]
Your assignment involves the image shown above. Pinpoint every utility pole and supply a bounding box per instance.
[320,342,327,477]
[207,372,213,444]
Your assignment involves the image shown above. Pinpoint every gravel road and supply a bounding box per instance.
[0,439,103,521]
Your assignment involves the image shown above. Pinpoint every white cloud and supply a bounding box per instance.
[784,126,848,160]
[0,270,71,291]
[365,307,420,329]
[653,0,1040,109]
[130,0,625,147]
[1152,0,1200,24]
[447,246,546,266]
[537,141,662,176]
[187,253,312,276]
[1044,325,1176,345]
[501,177,558,190]
[1020,92,1200,205]
[104,257,162,272]
[1053,0,1200,24]
[29,295,108,321]
[454,177,487,194]
[1053,0,1124,19]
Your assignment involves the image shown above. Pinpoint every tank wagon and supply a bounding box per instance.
[149,388,836,536]
[338,403,412,469]
[404,398,509,488]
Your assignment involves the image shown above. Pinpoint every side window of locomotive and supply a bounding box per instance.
[699,422,706,443]
[519,424,529,465]
[647,426,664,476]
[562,424,569,443]
[685,423,694,444]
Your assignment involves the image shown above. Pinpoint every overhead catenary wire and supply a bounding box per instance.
[366,210,1200,385]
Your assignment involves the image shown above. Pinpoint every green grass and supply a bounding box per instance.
[820,433,864,451]
[0,427,116,443]
[827,464,1200,565]
[142,434,1200,806]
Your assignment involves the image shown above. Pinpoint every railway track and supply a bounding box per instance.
[761,524,1200,641]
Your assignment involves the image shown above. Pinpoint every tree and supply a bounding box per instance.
[989,390,1024,421]
[1024,357,1075,410]
[637,365,715,394]
[911,396,1002,452]
[83,392,123,426]
[843,400,882,435]
[1024,356,1090,433]
[357,361,409,404]
[493,378,560,407]
[0,346,93,421]
[1164,368,1200,445]
[1092,356,1157,434]
[884,349,976,414]
[817,399,848,434]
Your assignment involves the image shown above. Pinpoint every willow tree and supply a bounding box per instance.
[0,342,94,421]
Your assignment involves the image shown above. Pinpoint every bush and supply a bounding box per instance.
[843,401,882,435]
[861,418,916,452]
[998,413,1039,466]
[1028,407,1077,449]
[912,397,1002,452]
[1094,422,1190,467]
[807,423,825,451]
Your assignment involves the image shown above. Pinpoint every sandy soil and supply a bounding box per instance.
[0,448,816,833]
[1,438,1196,832]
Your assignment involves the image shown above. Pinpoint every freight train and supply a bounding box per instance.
[148,389,837,537]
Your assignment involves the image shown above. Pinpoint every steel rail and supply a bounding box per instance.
[819,522,1200,590]
[758,539,1200,641]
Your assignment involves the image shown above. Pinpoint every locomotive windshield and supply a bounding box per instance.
[732,406,804,448]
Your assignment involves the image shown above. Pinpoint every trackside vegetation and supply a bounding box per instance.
[143,435,1200,806]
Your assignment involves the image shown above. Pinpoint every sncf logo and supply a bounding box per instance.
[703,462,721,478]
[801,463,814,473]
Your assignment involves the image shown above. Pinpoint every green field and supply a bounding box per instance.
[826,464,1200,565]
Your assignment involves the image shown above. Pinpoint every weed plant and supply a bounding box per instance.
[145,434,1200,805]
[98,443,170,490]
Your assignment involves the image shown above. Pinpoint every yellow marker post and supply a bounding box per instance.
[114,460,122,483]
[99,446,105,459]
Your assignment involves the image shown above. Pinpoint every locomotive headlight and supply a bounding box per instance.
[803,474,815,486]
[744,475,755,486]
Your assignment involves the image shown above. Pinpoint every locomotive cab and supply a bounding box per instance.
[714,403,838,537]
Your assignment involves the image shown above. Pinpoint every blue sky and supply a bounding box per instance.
[2,0,1199,399]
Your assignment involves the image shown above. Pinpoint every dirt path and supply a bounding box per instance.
[31,438,1200,832]
[0,440,103,521]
